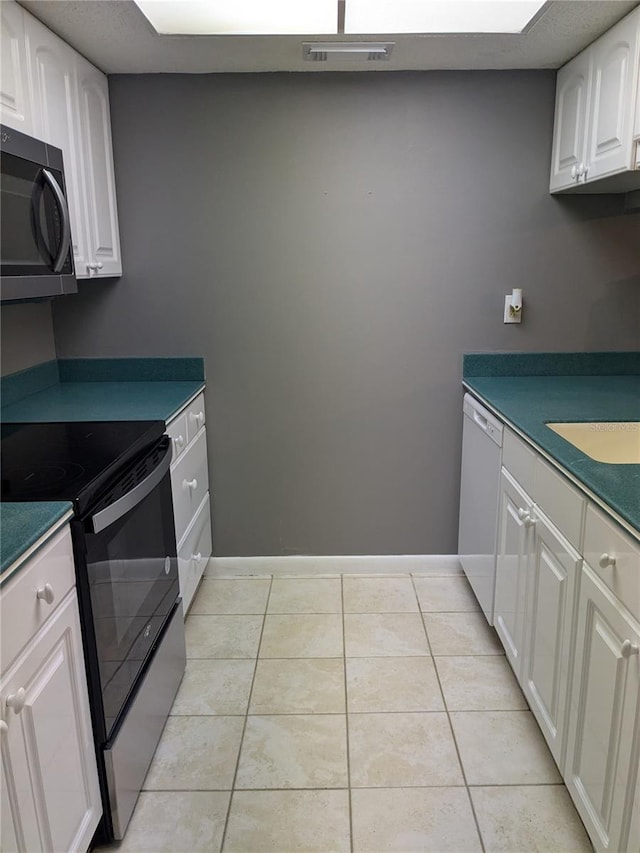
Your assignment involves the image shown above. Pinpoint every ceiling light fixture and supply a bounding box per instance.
[303,42,394,61]
[134,0,336,35]
[345,0,548,35]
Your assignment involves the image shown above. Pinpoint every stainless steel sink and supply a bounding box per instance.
[546,422,640,464]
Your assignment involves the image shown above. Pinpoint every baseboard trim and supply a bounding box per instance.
[206,555,462,577]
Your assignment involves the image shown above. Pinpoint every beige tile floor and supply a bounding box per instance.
[113,570,593,853]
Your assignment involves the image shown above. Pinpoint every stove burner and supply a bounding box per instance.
[14,462,86,493]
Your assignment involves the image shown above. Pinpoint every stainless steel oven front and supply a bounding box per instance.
[71,435,186,841]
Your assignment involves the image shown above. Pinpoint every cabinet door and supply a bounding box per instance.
[521,510,580,768]
[550,50,592,191]
[586,11,640,180]
[0,592,102,853]
[25,15,90,271]
[0,0,33,134]
[565,563,640,853]
[75,55,122,278]
[494,468,533,680]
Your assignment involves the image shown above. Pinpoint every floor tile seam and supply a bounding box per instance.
[412,575,486,853]
[341,575,355,853]
[219,575,274,853]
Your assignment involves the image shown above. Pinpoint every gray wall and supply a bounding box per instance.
[1,303,56,375]
[52,72,640,555]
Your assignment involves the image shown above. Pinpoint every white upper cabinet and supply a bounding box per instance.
[550,52,592,191]
[587,14,640,181]
[550,5,640,193]
[0,0,33,134]
[4,0,122,280]
[26,16,90,270]
[75,54,122,278]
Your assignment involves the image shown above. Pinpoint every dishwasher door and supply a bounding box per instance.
[458,394,503,625]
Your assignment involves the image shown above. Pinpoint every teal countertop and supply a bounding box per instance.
[1,357,206,577]
[1,502,73,579]
[462,374,640,536]
[1,379,205,423]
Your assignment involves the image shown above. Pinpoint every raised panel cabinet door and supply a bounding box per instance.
[550,50,592,191]
[75,54,122,278]
[0,0,33,134]
[565,563,640,853]
[494,468,533,681]
[0,591,102,853]
[25,14,90,271]
[586,8,640,180]
[521,510,580,768]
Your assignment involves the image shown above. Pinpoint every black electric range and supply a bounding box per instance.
[0,419,186,843]
[0,420,166,511]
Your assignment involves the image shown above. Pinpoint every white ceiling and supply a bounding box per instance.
[17,0,640,74]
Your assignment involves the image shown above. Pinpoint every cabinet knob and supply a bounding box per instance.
[577,162,586,178]
[174,434,185,449]
[621,640,639,659]
[192,552,202,563]
[36,583,55,605]
[570,164,578,179]
[183,478,198,491]
[96,262,103,270]
[0,720,7,734]
[5,688,26,714]
[190,411,204,427]
[517,508,535,527]
[598,553,616,569]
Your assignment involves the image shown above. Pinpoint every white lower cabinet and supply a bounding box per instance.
[0,527,101,853]
[494,468,533,678]
[521,509,580,767]
[564,563,640,853]
[491,425,639,853]
[166,392,212,614]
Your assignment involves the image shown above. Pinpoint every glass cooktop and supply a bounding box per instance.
[0,420,166,511]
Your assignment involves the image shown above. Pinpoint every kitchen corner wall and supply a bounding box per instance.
[1,303,57,375]
[51,71,640,555]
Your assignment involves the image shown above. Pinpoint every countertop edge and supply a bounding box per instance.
[1,507,74,586]
[462,381,640,544]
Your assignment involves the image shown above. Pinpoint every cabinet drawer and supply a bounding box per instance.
[583,503,640,621]
[170,428,209,544]
[178,494,212,615]
[534,457,585,552]
[166,412,188,463]
[1,526,75,670]
[185,393,206,444]
[502,428,536,496]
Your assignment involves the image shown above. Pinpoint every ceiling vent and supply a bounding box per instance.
[302,42,394,62]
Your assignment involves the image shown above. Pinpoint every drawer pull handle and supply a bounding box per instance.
[174,434,185,448]
[621,640,639,659]
[599,553,616,569]
[5,689,26,714]
[0,720,7,734]
[36,583,55,605]
[517,508,535,528]
[190,411,204,426]
[183,478,198,491]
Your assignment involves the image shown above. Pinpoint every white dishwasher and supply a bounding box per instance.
[457,393,503,625]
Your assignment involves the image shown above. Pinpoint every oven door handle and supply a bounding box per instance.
[89,440,172,534]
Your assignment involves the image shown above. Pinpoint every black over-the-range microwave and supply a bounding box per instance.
[0,123,77,301]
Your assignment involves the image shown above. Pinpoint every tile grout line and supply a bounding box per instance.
[341,575,355,853]
[410,574,487,853]
[218,574,274,853]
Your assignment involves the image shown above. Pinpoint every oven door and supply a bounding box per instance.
[78,436,179,742]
